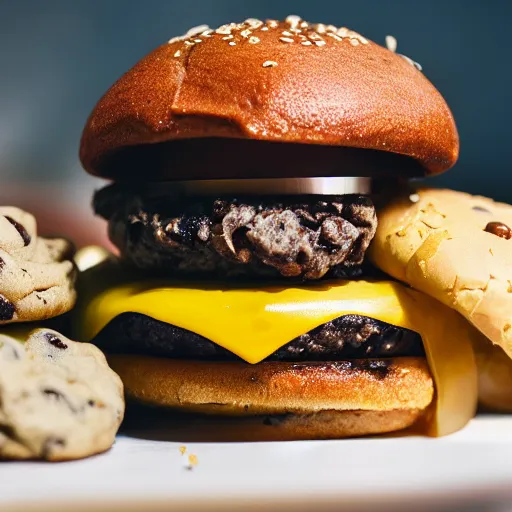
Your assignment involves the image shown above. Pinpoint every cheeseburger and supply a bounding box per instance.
[76,16,479,439]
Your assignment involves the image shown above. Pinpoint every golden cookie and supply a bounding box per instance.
[0,327,124,461]
[369,188,512,359]
[0,207,77,323]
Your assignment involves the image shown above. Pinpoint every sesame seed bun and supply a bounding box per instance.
[108,356,434,439]
[79,16,458,181]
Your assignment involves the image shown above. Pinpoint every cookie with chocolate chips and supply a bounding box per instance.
[370,188,512,359]
[0,328,124,461]
[0,207,77,324]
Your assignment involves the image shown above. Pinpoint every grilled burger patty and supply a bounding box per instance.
[92,313,424,361]
[94,185,377,280]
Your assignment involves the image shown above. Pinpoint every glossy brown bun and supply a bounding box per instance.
[473,334,512,412]
[108,356,434,439]
[80,16,458,181]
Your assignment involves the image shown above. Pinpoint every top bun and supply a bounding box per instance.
[79,16,459,181]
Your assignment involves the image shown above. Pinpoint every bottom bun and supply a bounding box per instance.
[473,335,512,412]
[109,355,434,439]
[123,405,424,441]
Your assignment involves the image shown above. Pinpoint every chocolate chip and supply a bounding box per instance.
[42,388,77,412]
[4,216,31,246]
[43,332,68,350]
[0,257,4,270]
[43,388,63,400]
[0,294,15,321]
[484,221,512,240]
[42,437,66,459]
[473,206,491,213]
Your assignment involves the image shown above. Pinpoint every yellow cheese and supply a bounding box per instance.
[77,267,478,436]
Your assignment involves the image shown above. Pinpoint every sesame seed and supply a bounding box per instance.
[184,40,195,46]
[326,24,338,33]
[282,30,293,36]
[301,41,313,46]
[216,25,232,35]
[327,33,343,41]
[280,37,294,43]
[267,20,278,28]
[194,38,202,43]
[249,36,260,44]
[315,40,326,46]
[260,26,269,31]
[240,29,251,38]
[300,21,309,28]
[385,35,397,52]
[174,50,181,57]
[245,18,263,28]
[315,23,326,34]
[308,33,322,40]
[286,15,301,28]
[222,35,233,40]
[229,41,236,46]
[168,36,182,44]
[263,60,278,68]
[401,54,423,71]
[350,39,360,46]
[185,24,210,38]
[289,28,302,34]
[336,27,369,45]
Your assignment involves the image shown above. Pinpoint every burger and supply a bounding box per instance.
[75,16,479,440]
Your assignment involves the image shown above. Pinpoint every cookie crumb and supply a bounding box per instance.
[179,445,187,455]
[187,454,198,469]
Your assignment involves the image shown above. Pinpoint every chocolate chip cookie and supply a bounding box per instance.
[0,327,124,460]
[370,188,512,359]
[0,207,77,323]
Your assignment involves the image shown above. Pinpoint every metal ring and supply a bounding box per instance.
[144,177,372,196]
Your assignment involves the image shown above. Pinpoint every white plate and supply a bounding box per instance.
[2,414,512,512]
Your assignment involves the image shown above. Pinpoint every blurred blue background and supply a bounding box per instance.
[0,0,509,243]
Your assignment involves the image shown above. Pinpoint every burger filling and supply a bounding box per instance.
[94,184,377,280]
[91,313,424,362]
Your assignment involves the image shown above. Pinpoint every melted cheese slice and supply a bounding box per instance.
[77,269,478,437]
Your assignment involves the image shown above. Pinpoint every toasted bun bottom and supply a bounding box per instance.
[109,356,433,439]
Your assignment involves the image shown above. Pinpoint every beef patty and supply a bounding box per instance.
[91,313,424,362]
[94,185,377,280]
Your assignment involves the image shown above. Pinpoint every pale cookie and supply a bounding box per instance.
[0,206,77,323]
[369,188,512,359]
[0,327,124,461]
